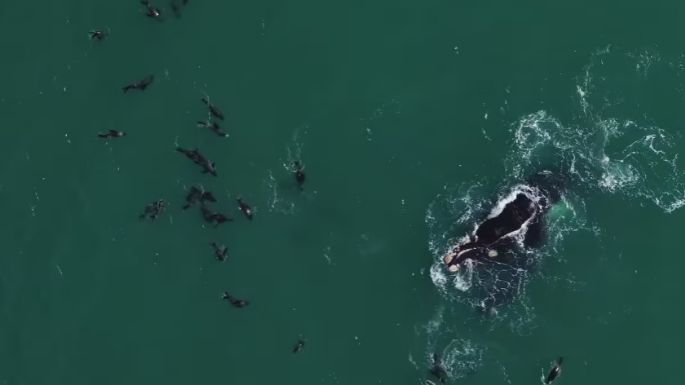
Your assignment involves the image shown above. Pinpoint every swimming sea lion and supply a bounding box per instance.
[182,186,217,210]
[201,206,232,226]
[292,338,306,353]
[89,30,107,41]
[182,186,202,210]
[97,130,126,139]
[211,242,228,261]
[428,353,448,384]
[122,75,154,93]
[200,191,217,204]
[176,147,202,162]
[545,357,563,384]
[140,0,162,20]
[201,97,225,120]
[197,120,228,138]
[222,292,249,308]
[139,199,166,220]
[294,161,306,191]
[237,198,253,220]
[176,147,218,176]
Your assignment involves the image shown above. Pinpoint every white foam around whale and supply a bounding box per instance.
[426,46,685,333]
[421,47,685,383]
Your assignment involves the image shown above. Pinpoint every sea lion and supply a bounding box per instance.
[201,97,225,120]
[175,147,218,176]
[237,198,253,220]
[428,353,448,384]
[140,0,162,20]
[293,161,306,191]
[176,147,202,163]
[545,357,563,384]
[139,199,166,220]
[182,186,202,210]
[200,160,218,177]
[182,186,217,210]
[89,30,107,41]
[292,338,306,353]
[211,242,228,261]
[222,292,249,308]
[200,191,217,204]
[122,75,154,93]
[97,130,126,139]
[197,120,228,138]
[201,206,231,226]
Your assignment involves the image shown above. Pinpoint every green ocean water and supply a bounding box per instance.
[2,1,685,384]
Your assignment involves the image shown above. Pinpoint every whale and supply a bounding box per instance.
[442,171,564,273]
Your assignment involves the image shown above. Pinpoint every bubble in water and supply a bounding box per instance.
[262,170,296,215]
[415,308,486,381]
[508,109,685,213]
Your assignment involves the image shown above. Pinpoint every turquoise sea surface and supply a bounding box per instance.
[1,1,685,384]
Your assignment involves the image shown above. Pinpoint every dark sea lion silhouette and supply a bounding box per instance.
[197,120,228,137]
[210,242,228,261]
[176,147,202,163]
[182,186,217,210]
[182,186,202,210]
[237,198,253,220]
[222,292,249,308]
[89,30,107,41]
[140,0,162,20]
[201,206,231,227]
[200,159,218,176]
[293,161,305,191]
[200,191,217,204]
[139,199,166,220]
[292,338,306,353]
[97,130,126,139]
[202,97,225,120]
[428,353,448,384]
[175,147,217,176]
[545,357,563,384]
[122,75,154,93]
